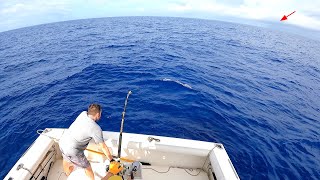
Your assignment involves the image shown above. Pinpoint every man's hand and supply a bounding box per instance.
[107,154,113,161]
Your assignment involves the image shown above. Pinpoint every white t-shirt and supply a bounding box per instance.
[59,111,104,156]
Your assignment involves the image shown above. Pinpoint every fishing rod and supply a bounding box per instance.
[118,90,132,158]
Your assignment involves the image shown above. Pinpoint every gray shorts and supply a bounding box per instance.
[60,149,90,169]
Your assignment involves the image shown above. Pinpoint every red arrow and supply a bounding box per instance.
[281,11,296,21]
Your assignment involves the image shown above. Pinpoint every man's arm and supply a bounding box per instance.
[99,142,113,160]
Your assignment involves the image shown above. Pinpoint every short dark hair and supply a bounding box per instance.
[88,104,101,116]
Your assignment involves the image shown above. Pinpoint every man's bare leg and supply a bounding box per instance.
[102,172,133,180]
[62,159,74,176]
[84,165,95,180]
[101,172,113,180]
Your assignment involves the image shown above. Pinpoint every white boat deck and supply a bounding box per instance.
[5,129,239,180]
[47,159,209,180]
[47,160,66,180]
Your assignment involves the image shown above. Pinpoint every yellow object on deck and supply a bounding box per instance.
[108,175,123,180]
[109,161,123,175]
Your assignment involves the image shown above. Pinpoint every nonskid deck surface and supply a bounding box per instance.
[48,159,209,180]
[47,160,66,180]
[141,165,209,180]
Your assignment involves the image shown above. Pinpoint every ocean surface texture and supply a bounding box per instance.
[0,17,319,179]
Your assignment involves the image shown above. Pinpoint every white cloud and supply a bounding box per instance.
[1,3,26,14]
[167,0,320,30]
[0,0,71,15]
[168,3,192,12]
[288,13,320,30]
[136,7,145,12]
[0,0,72,32]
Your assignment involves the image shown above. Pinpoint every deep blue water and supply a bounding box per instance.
[0,17,320,179]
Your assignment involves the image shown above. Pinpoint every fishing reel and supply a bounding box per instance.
[105,159,142,179]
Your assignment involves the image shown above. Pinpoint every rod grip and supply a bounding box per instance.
[117,133,123,158]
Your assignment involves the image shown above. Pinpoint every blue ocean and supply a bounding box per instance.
[0,17,319,179]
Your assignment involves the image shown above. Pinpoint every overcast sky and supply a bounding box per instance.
[0,0,320,33]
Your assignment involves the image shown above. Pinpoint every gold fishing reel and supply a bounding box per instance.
[105,159,142,180]
[108,160,124,175]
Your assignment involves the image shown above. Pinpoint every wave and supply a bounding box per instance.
[161,78,192,89]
